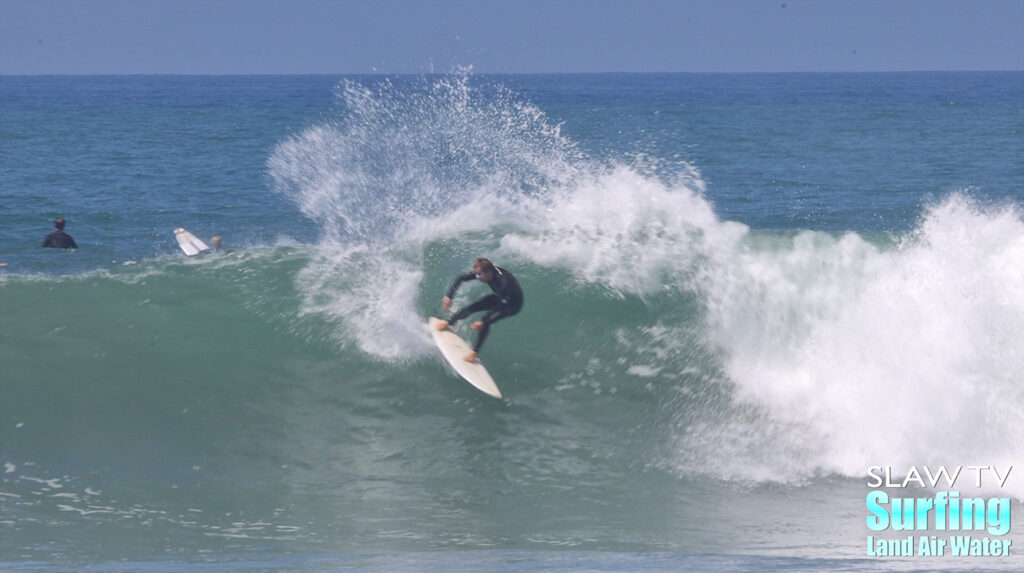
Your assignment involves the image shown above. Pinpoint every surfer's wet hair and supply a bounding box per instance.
[474,258,495,273]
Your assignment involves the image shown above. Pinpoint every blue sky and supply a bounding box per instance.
[2,0,1022,74]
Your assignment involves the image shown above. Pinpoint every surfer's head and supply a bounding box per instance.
[54,217,66,231]
[474,257,495,281]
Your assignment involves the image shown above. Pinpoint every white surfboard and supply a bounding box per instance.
[174,227,210,256]
[429,317,502,399]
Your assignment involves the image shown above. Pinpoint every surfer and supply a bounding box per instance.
[435,257,523,362]
[41,217,78,249]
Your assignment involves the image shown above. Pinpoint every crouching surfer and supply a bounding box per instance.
[435,257,523,362]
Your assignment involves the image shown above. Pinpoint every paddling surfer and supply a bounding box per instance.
[435,258,523,362]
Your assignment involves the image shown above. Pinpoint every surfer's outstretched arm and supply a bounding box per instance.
[441,271,475,313]
[445,272,475,298]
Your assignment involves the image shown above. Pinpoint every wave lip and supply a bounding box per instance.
[676,195,1024,494]
[267,73,590,358]
[268,72,1024,495]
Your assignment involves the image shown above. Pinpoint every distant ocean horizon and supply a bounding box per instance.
[2,71,1022,571]
[8,68,1024,75]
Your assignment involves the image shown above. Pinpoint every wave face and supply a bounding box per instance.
[270,75,600,359]
[3,73,1023,566]
[673,196,1024,486]
[266,73,1024,490]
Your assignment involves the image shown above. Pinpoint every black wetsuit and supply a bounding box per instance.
[446,267,523,352]
[42,231,77,249]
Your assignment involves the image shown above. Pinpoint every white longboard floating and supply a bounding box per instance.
[174,228,210,256]
[429,317,502,398]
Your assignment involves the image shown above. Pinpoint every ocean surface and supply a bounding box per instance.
[2,72,1023,571]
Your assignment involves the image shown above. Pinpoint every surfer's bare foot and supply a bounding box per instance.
[470,321,484,331]
[463,351,478,362]
[435,320,450,331]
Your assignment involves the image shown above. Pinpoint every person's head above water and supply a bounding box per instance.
[54,217,67,231]
[473,257,495,281]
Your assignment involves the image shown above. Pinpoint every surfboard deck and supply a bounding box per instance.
[174,227,210,256]
[429,317,502,399]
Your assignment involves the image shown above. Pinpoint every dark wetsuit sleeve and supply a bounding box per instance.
[473,298,523,351]
[445,271,476,299]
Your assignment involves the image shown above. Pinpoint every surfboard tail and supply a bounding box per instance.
[428,317,503,398]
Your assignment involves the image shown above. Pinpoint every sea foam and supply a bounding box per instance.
[270,73,1024,494]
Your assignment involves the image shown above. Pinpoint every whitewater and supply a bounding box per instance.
[269,74,1024,489]
[2,72,1023,570]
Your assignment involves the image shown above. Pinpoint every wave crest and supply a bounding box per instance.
[269,74,1024,493]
